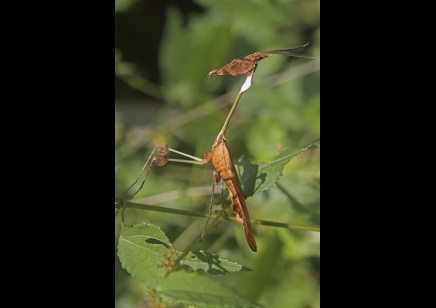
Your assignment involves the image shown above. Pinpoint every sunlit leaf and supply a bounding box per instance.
[117,224,172,289]
[237,141,320,197]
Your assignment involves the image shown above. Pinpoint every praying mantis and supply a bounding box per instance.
[117,43,315,252]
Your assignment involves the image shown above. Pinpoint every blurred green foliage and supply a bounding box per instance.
[116,0,319,307]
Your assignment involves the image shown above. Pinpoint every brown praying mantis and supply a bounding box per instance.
[118,43,315,251]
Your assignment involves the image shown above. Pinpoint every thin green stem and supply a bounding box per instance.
[249,218,320,232]
[116,200,320,232]
[117,200,210,218]
[115,59,166,101]
[276,182,318,216]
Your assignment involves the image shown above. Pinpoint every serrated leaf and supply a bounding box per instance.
[236,141,320,197]
[180,250,252,275]
[117,224,173,289]
[157,271,263,308]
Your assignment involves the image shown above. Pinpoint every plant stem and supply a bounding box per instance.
[116,200,320,232]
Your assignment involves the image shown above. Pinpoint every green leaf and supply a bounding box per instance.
[237,141,320,197]
[117,224,172,289]
[157,271,263,308]
[180,250,252,275]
